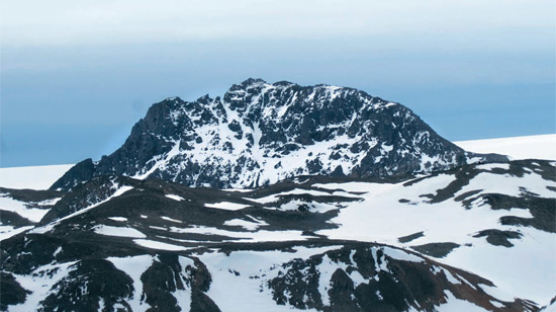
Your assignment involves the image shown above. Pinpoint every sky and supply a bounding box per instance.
[1,0,555,167]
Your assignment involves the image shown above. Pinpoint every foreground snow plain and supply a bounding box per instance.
[454,133,556,161]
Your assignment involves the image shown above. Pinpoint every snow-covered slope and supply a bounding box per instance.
[455,134,556,161]
[315,160,556,304]
[0,159,553,311]
[0,164,73,190]
[5,239,532,312]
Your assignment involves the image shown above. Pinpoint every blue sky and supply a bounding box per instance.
[1,0,554,167]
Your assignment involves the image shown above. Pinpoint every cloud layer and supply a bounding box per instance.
[2,0,554,46]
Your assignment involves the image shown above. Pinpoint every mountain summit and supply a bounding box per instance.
[52,79,505,190]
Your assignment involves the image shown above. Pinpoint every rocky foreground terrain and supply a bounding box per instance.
[1,79,554,312]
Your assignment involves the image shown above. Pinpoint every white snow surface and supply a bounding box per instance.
[167,225,308,243]
[197,245,434,311]
[10,261,78,312]
[315,168,556,304]
[93,224,146,238]
[248,188,357,205]
[223,216,268,231]
[0,225,33,241]
[270,200,341,213]
[160,216,183,223]
[165,194,185,201]
[0,164,73,190]
[454,134,556,160]
[204,201,250,211]
[133,239,189,251]
[197,246,339,312]
[36,197,62,206]
[0,193,50,222]
[541,299,556,312]
[435,290,486,312]
[382,246,424,263]
[108,216,128,222]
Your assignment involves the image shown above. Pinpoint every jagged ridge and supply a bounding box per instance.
[52,78,506,191]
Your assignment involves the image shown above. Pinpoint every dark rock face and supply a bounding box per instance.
[410,242,461,258]
[473,229,523,247]
[0,272,28,310]
[51,79,506,191]
[38,259,134,312]
[398,231,424,243]
[267,244,524,312]
[41,176,125,224]
[50,159,95,192]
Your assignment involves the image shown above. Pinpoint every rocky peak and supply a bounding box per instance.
[51,79,507,191]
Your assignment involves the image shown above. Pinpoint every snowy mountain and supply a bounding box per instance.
[1,159,554,311]
[51,79,505,191]
[0,80,554,312]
